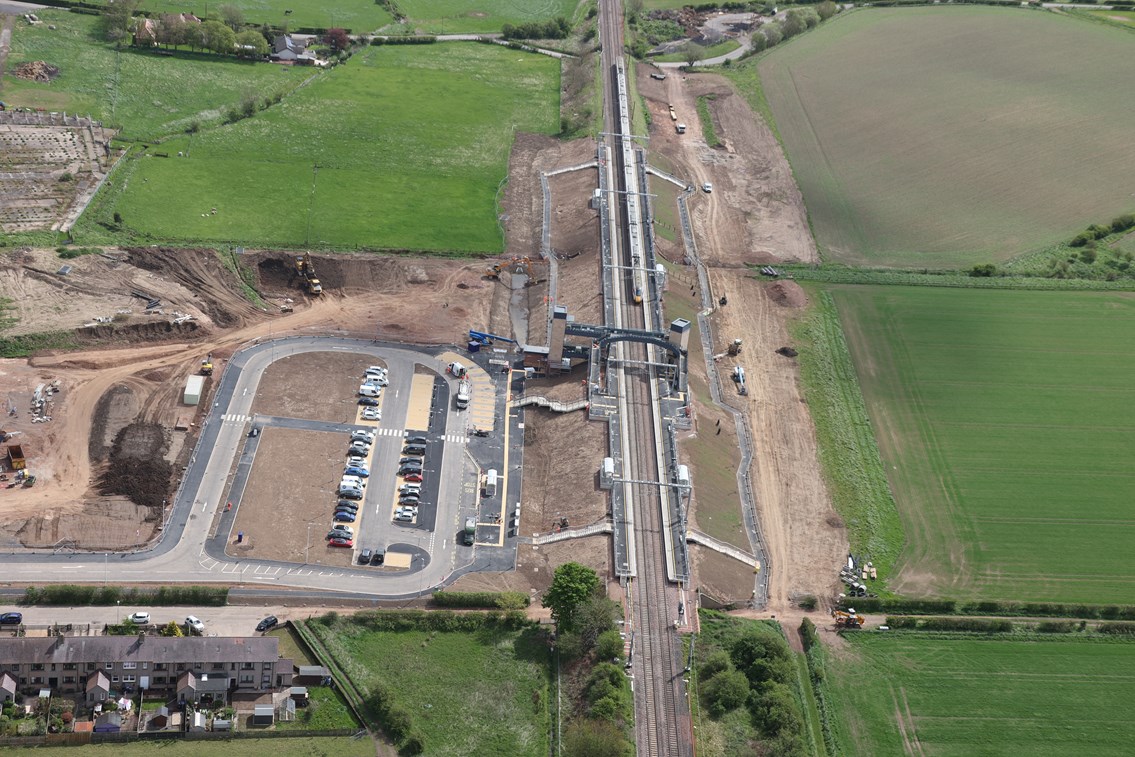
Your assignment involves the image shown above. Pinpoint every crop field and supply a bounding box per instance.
[306,616,551,757]
[84,0,392,31]
[2,11,299,141]
[757,7,1135,267]
[97,43,559,251]
[826,633,1135,756]
[833,285,1135,604]
[398,0,581,34]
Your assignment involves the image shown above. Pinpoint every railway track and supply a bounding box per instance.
[596,1,693,754]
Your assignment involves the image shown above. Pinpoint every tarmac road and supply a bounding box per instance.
[0,337,518,598]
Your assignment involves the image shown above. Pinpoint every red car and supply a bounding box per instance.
[328,537,354,548]
[401,472,423,483]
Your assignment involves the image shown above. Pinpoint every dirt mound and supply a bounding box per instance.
[124,247,262,329]
[766,281,807,308]
[775,346,798,358]
[96,421,171,511]
[13,61,60,83]
[76,320,200,343]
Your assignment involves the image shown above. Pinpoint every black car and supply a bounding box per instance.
[336,502,360,513]
[398,465,422,476]
[371,550,385,566]
[248,427,260,437]
[405,435,427,445]
[358,548,373,565]
[402,445,426,457]
[358,397,379,406]
[0,612,23,625]
[337,499,360,509]
[255,615,279,632]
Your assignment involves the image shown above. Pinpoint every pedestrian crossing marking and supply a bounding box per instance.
[223,414,251,423]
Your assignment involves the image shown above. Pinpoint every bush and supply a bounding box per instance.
[702,668,749,717]
[23,585,228,607]
[970,263,997,277]
[1098,622,1135,635]
[1035,621,1076,633]
[501,17,571,40]
[432,591,530,609]
[699,650,732,682]
[596,630,624,661]
[917,617,1012,633]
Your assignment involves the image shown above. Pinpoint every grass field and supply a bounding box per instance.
[1087,9,1135,27]
[650,39,740,63]
[756,7,1135,267]
[398,0,581,34]
[94,43,559,251]
[85,0,392,32]
[826,633,1135,756]
[306,617,550,757]
[833,285,1135,603]
[3,10,301,141]
[6,738,375,757]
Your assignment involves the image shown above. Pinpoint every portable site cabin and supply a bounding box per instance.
[484,469,498,497]
[183,375,205,406]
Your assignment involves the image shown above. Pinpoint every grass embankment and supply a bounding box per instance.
[84,0,393,31]
[791,288,903,582]
[695,95,721,147]
[756,6,1135,266]
[825,631,1135,756]
[832,285,1135,604]
[650,39,740,63]
[89,43,559,252]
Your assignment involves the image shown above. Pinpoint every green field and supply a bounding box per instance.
[757,7,1135,267]
[398,0,581,34]
[306,617,550,757]
[85,0,392,32]
[7,738,374,757]
[833,285,1135,603]
[1087,9,1135,27]
[96,43,559,251]
[3,10,301,141]
[826,633,1135,756]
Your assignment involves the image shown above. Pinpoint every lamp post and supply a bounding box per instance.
[116,600,120,624]
[305,522,312,565]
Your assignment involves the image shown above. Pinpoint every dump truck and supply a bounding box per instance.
[294,253,323,295]
[6,445,26,471]
[455,380,471,410]
[463,517,476,546]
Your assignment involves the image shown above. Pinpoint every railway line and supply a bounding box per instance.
[597,1,693,754]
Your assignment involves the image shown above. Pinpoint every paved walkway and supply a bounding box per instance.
[686,529,760,568]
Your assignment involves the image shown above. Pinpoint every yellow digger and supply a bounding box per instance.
[833,609,865,629]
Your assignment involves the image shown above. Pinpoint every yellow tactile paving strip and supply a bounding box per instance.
[405,372,434,430]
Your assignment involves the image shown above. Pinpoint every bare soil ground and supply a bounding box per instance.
[448,537,610,602]
[692,545,759,604]
[251,351,380,424]
[229,426,352,567]
[636,67,818,266]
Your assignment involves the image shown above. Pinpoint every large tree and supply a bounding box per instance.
[102,0,142,43]
[324,28,351,54]
[202,20,237,56]
[543,562,600,632]
[235,30,269,58]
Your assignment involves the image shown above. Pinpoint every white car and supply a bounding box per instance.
[358,384,381,398]
[364,366,387,376]
[129,612,150,625]
[350,430,375,444]
[362,407,381,421]
[394,512,414,522]
[364,374,389,387]
[702,182,713,193]
[185,615,205,634]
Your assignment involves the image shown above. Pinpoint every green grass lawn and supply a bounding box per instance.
[306,616,551,757]
[277,685,361,731]
[650,39,740,63]
[755,7,1135,267]
[91,42,559,251]
[268,625,317,667]
[397,0,581,34]
[83,0,392,32]
[1087,9,1135,27]
[3,10,302,141]
[827,633,1135,756]
[5,737,375,756]
[833,285,1135,604]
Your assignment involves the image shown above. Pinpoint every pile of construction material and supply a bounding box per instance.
[13,61,60,83]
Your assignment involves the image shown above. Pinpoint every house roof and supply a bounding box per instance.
[296,665,330,678]
[177,671,231,693]
[86,671,109,693]
[272,35,304,55]
[95,711,122,726]
[0,636,279,666]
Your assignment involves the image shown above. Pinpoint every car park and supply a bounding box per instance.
[185,615,205,634]
[351,430,375,444]
[362,407,381,421]
[129,612,151,625]
[328,537,354,548]
[333,511,357,522]
[344,464,370,478]
[359,548,373,564]
[256,615,279,632]
[0,612,23,625]
[358,397,379,407]
[402,472,423,483]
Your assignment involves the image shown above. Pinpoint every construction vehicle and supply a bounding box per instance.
[727,339,742,356]
[732,366,747,396]
[675,122,686,134]
[833,609,865,629]
[5,445,26,471]
[199,355,214,377]
[294,253,323,295]
[468,329,516,345]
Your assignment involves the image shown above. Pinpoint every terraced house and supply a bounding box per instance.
[0,636,293,703]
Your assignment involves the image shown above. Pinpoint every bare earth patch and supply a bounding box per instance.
[251,351,378,424]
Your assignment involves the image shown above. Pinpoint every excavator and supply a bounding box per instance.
[727,338,742,356]
[833,608,865,630]
[199,355,214,377]
[294,253,323,295]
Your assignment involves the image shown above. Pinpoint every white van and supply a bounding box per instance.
[484,469,498,497]
[358,384,381,398]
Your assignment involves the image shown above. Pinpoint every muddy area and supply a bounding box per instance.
[96,421,172,511]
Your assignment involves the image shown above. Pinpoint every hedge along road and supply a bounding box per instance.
[0,337,482,599]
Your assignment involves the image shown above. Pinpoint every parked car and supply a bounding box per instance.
[358,397,379,407]
[333,511,357,522]
[702,181,713,193]
[344,464,370,478]
[393,512,414,522]
[346,455,368,467]
[0,612,23,625]
[370,549,385,566]
[364,366,387,377]
[327,525,354,538]
[185,616,205,634]
[402,445,426,456]
[362,407,381,421]
[398,456,422,466]
[335,501,360,512]
[398,464,422,476]
[405,435,428,445]
[399,484,421,495]
[359,548,373,564]
[350,430,375,444]
[401,472,423,483]
[339,487,363,500]
[129,612,151,625]
[328,537,354,548]
[255,615,279,632]
[358,384,381,398]
[248,427,260,437]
